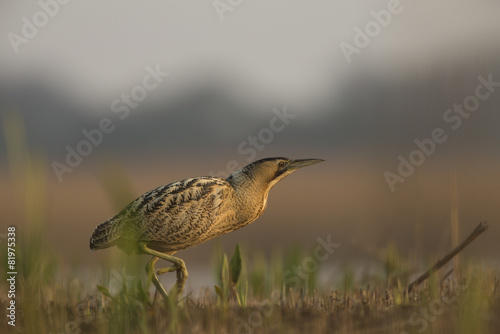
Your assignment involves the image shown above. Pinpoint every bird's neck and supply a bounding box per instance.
[227,172,271,223]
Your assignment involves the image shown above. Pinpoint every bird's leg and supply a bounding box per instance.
[157,267,176,275]
[139,243,189,297]
[145,256,169,302]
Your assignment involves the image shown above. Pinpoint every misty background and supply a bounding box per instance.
[1,0,499,289]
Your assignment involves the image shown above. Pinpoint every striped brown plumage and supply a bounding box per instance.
[90,157,323,301]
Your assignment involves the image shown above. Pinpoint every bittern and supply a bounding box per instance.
[90,157,323,301]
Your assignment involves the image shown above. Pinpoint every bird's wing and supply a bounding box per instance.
[116,177,234,247]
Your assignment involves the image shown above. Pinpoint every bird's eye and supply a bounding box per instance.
[278,161,286,168]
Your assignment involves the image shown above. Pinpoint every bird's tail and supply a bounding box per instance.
[89,217,122,251]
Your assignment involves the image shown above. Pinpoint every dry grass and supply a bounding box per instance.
[1,232,499,334]
[1,113,499,334]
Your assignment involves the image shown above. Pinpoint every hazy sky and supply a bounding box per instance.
[1,0,499,113]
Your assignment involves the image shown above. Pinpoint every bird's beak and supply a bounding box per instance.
[287,159,324,170]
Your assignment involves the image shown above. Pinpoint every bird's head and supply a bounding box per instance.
[227,157,324,191]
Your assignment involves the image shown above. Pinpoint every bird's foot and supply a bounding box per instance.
[156,263,188,296]
[157,266,177,276]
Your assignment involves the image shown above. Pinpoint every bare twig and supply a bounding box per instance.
[408,221,489,293]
